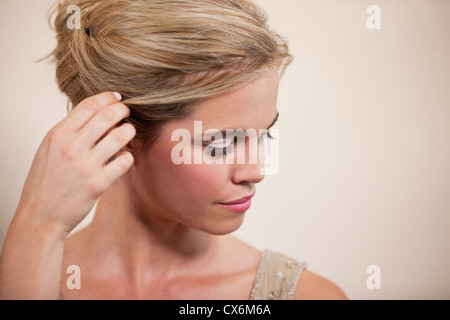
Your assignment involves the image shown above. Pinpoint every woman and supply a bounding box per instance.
[0,0,347,299]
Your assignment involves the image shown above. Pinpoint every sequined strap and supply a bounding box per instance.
[249,250,307,300]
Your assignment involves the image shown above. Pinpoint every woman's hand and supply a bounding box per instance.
[0,92,136,299]
[15,91,136,236]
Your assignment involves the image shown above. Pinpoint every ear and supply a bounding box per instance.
[118,139,136,154]
[103,123,138,165]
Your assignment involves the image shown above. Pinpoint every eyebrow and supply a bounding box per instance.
[194,112,280,141]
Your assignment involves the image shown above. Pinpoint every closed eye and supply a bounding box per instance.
[204,130,275,157]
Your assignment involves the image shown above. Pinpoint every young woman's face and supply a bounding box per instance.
[127,67,280,235]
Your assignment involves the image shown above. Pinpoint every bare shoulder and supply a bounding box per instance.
[294,269,348,300]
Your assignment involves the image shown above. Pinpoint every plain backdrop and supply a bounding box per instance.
[1,0,449,299]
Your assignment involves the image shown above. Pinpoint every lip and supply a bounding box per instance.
[218,192,255,214]
[219,191,256,205]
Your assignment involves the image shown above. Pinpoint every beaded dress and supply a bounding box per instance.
[249,250,307,300]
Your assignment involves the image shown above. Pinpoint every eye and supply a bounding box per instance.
[204,139,234,157]
[204,130,275,158]
[259,129,275,141]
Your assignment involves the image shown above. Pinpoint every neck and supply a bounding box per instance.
[82,179,217,281]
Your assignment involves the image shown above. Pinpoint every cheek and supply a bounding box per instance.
[147,139,231,202]
[180,164,229,197]
[173,163,229,199]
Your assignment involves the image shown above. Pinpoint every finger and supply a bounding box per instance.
[63,92,122,132]
[90,123,136,166]
[98,151,134,189]
[77,102,131,150]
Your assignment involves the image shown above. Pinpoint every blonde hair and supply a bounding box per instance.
[44,0,294,155]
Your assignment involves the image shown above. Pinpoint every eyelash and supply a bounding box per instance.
[205,131,275,157]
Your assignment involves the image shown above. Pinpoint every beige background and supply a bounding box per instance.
[1,0,449,299]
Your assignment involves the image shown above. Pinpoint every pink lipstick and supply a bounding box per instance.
[218,192,255,213]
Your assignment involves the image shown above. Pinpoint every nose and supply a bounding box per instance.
[232,163,265,185]
[231,140,266,185]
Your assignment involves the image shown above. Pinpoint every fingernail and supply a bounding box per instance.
[113,92,122,101]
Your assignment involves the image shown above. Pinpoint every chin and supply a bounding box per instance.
[194,215,246,236]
